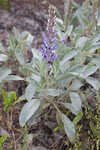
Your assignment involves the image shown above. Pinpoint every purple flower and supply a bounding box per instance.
[40,36,57,66]
[40,5,57,66]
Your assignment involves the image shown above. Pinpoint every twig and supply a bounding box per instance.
[10,109,17,150]
[12,130,17,150]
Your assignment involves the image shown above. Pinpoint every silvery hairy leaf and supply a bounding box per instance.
[60,50,79,68]
[63,92,82,115]
[0,67,11,83]
[32,48,42,62]
[19,99,40,127]
[86,77,100,91]
[25,84,36,101]
[21,31,34,48]
[70,79,83,91]
[0,54,8,62]
[40,89,64,97]
[61,113,76,143]
[6,75,24,81]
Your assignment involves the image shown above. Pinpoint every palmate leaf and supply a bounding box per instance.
[0,0,11,11]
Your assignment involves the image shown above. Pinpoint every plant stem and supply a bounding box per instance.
[93,0,98,30]
[65,0,72,31]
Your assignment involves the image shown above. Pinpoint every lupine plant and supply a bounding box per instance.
[0,0,100,143]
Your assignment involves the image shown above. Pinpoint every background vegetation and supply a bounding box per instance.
[0,0,100,150]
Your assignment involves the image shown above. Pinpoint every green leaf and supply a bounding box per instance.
[0,43,5,52]
[97,10,100,26]
[6,75,24,81]
[64,0,70,27]
[25,84,36,101]
[89,121,100,139]
[0,0,11,11]
[31,74,41,83]
[40,89,64,97]
[65,25,73,37]
[73,112,83,125]
[27,108,40,127]
[76,7,88,29]
[70,79,83,91]
[60,50,78,68]
[92,33,100,43]
[0,135,7,150]
[56,18,63,26]
[75,36,88,49]
[72,0,79,9]
[8,92,17,102]
[86,77,100,90]
[58,76,74,88]
[92,57,100,68]
[56,25,64,40]
[55,7,62,18]
[70,65,98,79]
[0,67,11,82]
[60,61,70,73]
[81,66,98,78]
[12,27,20,41]
[89,43,100,53]
[61,113,76,143]
[63,92,82,115]
[31,49,42,62]
[21,31,34,48]
[19,99,40,127]
[2,90,8,105]
[69,92,82,114]
[2,90,16,113]
[15,50,25,65]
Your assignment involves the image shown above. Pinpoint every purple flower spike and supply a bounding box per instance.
[40,36,57,66]
[40,5,58,66]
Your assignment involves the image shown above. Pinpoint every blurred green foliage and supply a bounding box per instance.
[2,90,17,113]
[0,136,7,150]
[0,0,11,11]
